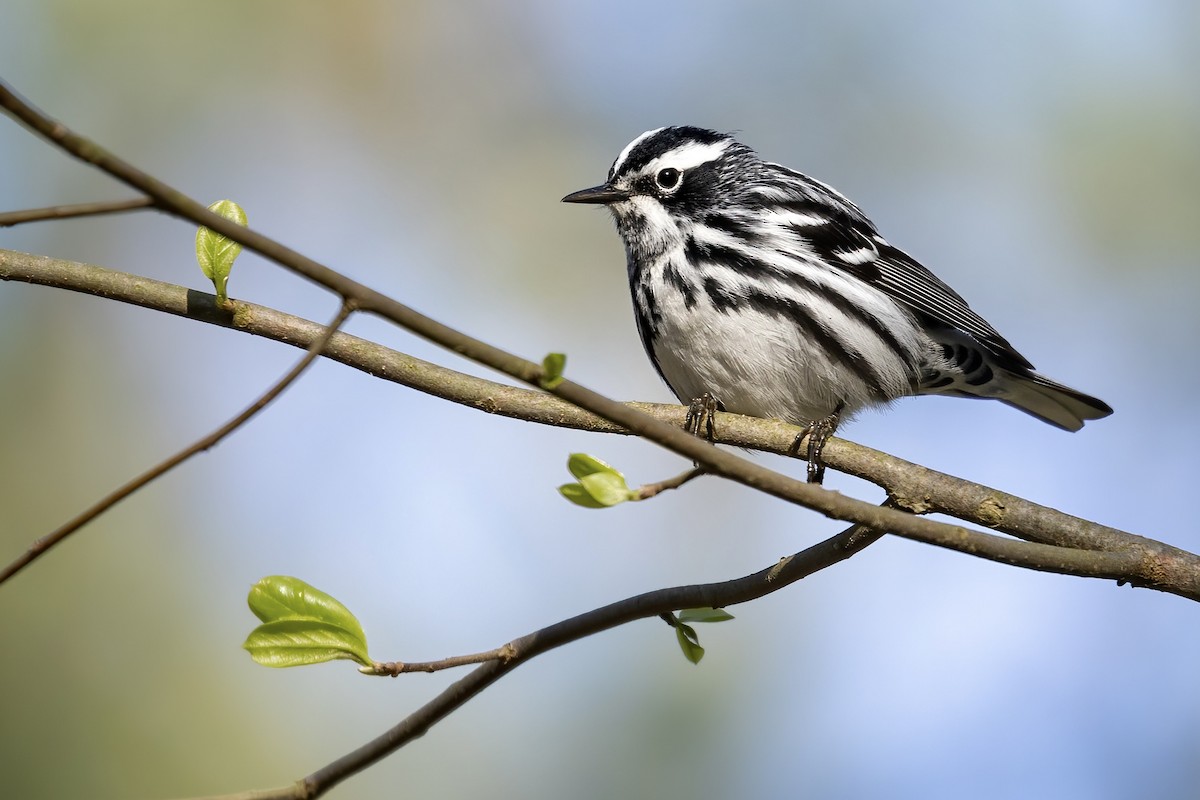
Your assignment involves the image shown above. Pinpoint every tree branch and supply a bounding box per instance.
[187,519,886,800]
[0,197,154,227]
[4,247,1196,598]
[1,83,1169,598]
[0,300,354,585]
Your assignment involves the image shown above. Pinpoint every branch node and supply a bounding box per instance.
[767,555,792,582]
[886,488,932,515]
[975,495,1008,527]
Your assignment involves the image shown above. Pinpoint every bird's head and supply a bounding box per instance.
[563,126,756,258]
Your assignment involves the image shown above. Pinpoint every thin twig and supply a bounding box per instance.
[368,644,516,676]
[636,466,706,500]
[185,519,885,800]
[0,301,354,586]
[0,197,154,227]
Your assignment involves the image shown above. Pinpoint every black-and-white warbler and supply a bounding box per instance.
[563,126,1112,482]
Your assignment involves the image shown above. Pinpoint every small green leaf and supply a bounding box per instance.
[677,607,735,624]
[540,352,566,390]
[558,477,635,508]
[675,623,705,664]
[243,576,370,668]
[196,199,247,304]
[243,619,372,668]
[567,453,618,480]
[558,482,610,509]
[558,454,637,508]
[578,471,636,506]
[247,576,366,637]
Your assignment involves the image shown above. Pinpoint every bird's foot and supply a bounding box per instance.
[791,403,844,484]
[684,392,722,443]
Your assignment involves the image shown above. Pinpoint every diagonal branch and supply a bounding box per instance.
[4,248,1196,598]
[187,519,886,800]
[0,301,355,585]
[0,83,1154,594]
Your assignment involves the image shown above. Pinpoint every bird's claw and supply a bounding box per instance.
[685,392,721,443]
[792,403,843,484]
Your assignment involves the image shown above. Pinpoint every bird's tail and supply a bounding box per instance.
[989,370,1113,432]
[920,329,1112,431]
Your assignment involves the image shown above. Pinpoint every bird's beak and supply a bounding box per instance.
[561,183,630,205]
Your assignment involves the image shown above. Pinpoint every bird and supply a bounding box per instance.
[562,126,1112,483]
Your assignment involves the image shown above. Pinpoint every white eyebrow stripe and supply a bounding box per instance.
[649,139,730,173]
[612,127,666,175]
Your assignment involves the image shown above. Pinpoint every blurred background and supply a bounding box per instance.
[2,2,1198,798]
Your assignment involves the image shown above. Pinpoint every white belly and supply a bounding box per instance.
[644,261,926,425]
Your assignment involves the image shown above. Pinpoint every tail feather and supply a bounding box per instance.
[920,329,1112,431]
[992,371,1113,432]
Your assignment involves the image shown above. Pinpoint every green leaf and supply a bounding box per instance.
[677,607,735,624]
[243,619,372,668]
[558,482,609,509]
[242,576,370,668]
[675,623,705,664]
[578,471,636,506]
[247,575,366,637]
[567,453,618,480]
[195,199,247,304]
[558,454,637,508]
[540,352,566,390]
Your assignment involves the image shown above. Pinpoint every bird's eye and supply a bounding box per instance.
[656,167,681,191]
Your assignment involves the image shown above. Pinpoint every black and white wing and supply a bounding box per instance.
[762,167,1034,370]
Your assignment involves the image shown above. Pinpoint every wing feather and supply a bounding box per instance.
[754,168,1034,371]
